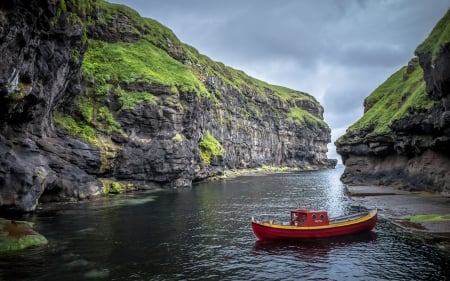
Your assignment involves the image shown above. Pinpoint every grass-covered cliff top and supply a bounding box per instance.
[415,8,450,60]
[341,59,433,136]
[54,0,329,144]
[337,9,450,142]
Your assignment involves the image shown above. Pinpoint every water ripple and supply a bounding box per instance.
[0,167,448,280]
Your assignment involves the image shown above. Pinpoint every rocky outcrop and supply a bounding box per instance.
[0,218,48,253]
[0,0,335,212]
[336,10,450,193]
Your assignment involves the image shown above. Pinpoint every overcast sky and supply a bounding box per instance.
[109,0,448,162]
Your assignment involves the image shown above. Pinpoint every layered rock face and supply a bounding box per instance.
[336,10,450,193]
[0,0,335,212]
[0,0,103,211]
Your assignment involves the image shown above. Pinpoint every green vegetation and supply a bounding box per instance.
[415,9,450,61]
[183,44,325,126]
[287,107,329,129]
[57,0,67,14]
[347,63,433,134]
[53,111,98,145]
[66,0,96,16]
[53,0,329,149]
[403,214,450,223]
[109,181,125,194]
[100,179,128,194]
[198,132,224,165]
[183,44,317,104]
[115,87,158,111]
[83,40,209,96]
[0,218,48,254]
[53,95,125,146]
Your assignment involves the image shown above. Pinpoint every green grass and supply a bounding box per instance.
[56,0,330,146]
[403,214,450,222]
[75,96,124,136]
[183,43,318,103]
[347,63,433,134]
[66,0,96,16]
[83,39,210,97]
[287,107,329,129]
[53,111,98,145]
[182,43,325,125]
[198,132,224,165]
[415,9,450,61]
[115,86,158,111]
[53,95,126,146]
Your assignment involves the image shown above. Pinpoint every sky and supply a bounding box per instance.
[109,0,448,162]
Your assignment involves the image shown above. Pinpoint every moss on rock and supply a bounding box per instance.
[198,132,224,165]
[403,214,450,223]
[0,218,48,254]
[100,179,127,194]
[287,107,328,129]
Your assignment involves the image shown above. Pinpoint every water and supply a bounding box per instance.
[1,167,449,280]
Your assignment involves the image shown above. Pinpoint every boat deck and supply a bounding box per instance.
[329,211,370,223]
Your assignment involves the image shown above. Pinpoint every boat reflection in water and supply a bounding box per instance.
[252,231,378,262]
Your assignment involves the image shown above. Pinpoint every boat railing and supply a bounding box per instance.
[251,216,289,225]
[329,211,369,223]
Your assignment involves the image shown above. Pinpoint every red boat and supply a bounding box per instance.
[251,208,378,241]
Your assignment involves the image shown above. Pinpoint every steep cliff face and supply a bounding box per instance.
[0,0,335,212]
[0,0,103,212]
[336,9,450,193]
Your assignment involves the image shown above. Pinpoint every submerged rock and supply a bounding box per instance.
[84,268,110,279]
[0,218,47,253]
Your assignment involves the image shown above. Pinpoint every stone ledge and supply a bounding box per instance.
[347,185,450,237]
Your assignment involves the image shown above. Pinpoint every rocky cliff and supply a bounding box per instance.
[0,0,335,212]
[336,9,450,193]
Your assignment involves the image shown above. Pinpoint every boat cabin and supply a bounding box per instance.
[290,209,330,226]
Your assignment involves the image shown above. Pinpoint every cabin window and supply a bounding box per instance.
[320,214,324,220]
[312,214,316,220]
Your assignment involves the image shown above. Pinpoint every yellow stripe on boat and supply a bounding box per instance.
[260,209,377,230]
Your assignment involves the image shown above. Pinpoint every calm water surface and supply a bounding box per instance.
[1,166,449,280]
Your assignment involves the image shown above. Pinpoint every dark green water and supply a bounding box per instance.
[1,166,449,280]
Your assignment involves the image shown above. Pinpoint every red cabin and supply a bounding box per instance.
[290,209,330,227]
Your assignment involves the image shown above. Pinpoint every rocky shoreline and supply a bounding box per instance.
[346,185,450,240]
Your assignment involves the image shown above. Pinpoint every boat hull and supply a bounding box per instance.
[252,209,377,241]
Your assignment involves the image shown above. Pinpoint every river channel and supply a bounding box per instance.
[0,166,448,280]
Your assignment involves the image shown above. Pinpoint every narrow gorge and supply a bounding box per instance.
[336,9,450,193]
[0,0,335,212]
